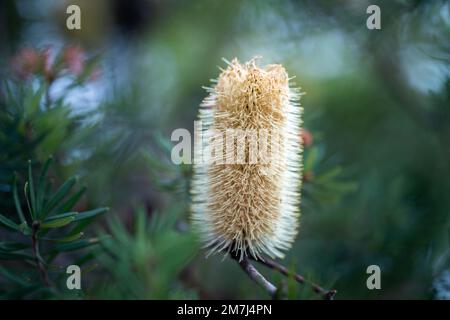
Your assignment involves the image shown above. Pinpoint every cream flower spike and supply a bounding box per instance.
[191,57,304,261]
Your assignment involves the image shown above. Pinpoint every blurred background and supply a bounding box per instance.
[0,0,449,299]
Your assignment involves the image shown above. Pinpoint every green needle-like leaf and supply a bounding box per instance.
[44,212,78,221]
[74,207,109,222]
[19,222,32,235]
[42,176,77,219]
[27,160,36,217]
[52,237,101,253]
[0,266,29,286]
[24,182,34,219]
[56,186,86,213]
[41,212,77,229]
[42,232,84,243]
[36,156,53,218]
[13,174,26,224]
[0,214,20,231]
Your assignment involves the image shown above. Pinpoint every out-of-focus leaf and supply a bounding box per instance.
[24,182,33,219]
[304,147,318,172]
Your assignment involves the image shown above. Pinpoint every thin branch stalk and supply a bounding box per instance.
[253,257,337,300]
[31,221,51,287]
[231,255,277,298]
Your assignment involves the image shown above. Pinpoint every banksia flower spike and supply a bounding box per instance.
[191,57,304,261]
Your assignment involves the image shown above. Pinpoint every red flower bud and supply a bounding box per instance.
[300,128,313,147]
[63,45,85,76]
[11,48,41,79]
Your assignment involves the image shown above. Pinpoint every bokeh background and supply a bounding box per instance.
[0,0,449,299]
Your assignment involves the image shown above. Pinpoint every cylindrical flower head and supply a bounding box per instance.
[191,57,303,261]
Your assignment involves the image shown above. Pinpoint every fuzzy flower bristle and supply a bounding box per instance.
[191,57,303,261]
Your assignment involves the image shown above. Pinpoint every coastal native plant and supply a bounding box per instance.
[1,44,353,299]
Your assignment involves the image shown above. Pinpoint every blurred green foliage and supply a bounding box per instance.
[95,206,198,299]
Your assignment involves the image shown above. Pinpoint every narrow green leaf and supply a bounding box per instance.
[56,186,86,213]
[42,232,84,243]
[73,252,96,268]
[66,219,94,238]
[316,166,343,183]
[24,83,45,115]
[42,176,77,219]
[41,217,74,229]
[0,214,20,231]
[0,242,29,252]
[52,238,101,253]
[0,266,29,286]
[24,182,33,219]
[4,80,16,106]
[304,147,318,171]
[142,149,174,172]
[36,156,53,218]
[155,131,173,153]
[74,207,109,222]
[44,211,78,222]
[0,251,34,261]
[13,174,26,224]
[19,222,32,236]
[43,181,53,206]
[27,160,36,217]
[0,283,47,299]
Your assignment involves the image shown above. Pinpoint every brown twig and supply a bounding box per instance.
[252,256,337,300]
[177,221,336,299]
[31,221,51,287]
[230,254,278,298]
